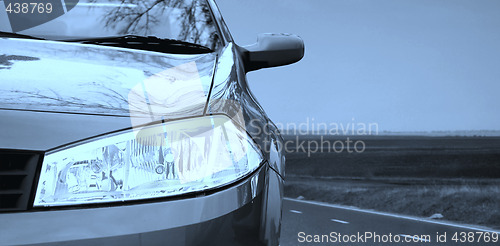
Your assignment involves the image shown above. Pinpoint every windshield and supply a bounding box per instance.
[0,0,220,50]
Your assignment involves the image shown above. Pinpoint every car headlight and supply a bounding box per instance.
[34,115,263,207]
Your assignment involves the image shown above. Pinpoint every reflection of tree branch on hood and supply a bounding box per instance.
[88,0,217,49]
[1,86,130,115]
[0,54,40,70]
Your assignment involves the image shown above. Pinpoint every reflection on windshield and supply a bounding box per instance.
[1,0,219,49]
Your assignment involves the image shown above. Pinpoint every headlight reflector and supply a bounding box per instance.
[34,115,263,207]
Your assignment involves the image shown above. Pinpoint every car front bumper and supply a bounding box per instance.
[0,164,284,246]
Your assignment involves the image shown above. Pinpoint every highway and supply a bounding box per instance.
[281,198,500,246]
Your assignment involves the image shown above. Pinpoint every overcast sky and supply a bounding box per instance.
[216,0,500,132]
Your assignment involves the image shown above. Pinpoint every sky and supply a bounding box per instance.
[216,0,500,132]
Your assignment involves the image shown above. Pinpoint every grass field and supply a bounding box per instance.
[282,135,500,229]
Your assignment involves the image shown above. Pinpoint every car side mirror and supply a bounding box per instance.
[239,33,304,72]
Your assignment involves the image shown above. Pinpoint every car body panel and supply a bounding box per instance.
[0,38,215,117]
[0,109,131,151]
[0,165,270,246]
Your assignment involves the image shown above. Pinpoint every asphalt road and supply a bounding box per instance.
[280,198,500,246]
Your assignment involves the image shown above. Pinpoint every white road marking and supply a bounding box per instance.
[331,219,349,224]
[289,210,303,214]
[400,234,431,242]
[284,198,500,234]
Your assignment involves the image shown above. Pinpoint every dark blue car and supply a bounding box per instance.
[0,0,303,245]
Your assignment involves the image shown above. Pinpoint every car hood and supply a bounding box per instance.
[0,38,217,151]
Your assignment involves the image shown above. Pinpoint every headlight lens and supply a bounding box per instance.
[34,115,263,207]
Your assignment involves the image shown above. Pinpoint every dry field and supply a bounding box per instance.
[283,135,500,229]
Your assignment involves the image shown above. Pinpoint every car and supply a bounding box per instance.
[0,0,304,245]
